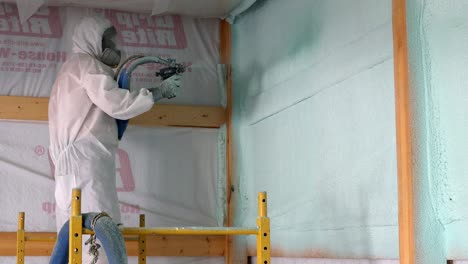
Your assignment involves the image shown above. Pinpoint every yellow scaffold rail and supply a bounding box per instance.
[82,227,258,236]
[16,212,25,264]
[16,213,56,264]
[138,214,146,264]
[69,189,83,264]
[17,189,271,264]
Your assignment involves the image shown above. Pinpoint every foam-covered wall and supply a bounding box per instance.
[407,0,468,259]
[231,0,398,258]
[406,0,447,262]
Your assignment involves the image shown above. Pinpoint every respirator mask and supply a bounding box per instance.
[101,26,121,68]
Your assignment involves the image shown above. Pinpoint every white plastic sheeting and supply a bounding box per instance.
[13,0,44,26]
[1,0,257,25]
[151,0,241,18]
[0,120,224,263]
[0,4,225,263]
[0,3,221,106]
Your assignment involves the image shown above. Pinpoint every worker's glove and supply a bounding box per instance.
[149,74,181,101]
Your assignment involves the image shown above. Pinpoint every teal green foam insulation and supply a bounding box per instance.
[231,0,398,258]
[408,0,468,259]
[407,0,447,263]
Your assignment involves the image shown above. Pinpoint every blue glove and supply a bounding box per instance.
[150,74,181,101]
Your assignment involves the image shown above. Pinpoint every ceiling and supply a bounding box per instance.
[3,0,255,24]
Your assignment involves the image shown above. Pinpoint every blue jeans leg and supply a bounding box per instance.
[49,212,127,264]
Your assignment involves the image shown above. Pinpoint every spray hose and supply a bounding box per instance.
[114,55,185,140]
[49,212,127,264]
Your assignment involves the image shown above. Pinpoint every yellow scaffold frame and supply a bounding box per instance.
[17,188,271,264]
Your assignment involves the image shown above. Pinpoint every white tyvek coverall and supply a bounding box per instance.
[48,15,154,254]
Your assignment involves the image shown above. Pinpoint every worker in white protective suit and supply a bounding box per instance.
[48,15,180,263]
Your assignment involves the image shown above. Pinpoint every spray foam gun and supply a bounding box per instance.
[113,55,186,140]
[114,55,186,89]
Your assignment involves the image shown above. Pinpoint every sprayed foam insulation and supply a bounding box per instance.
[230,0,398,258]
[408,0,468,259]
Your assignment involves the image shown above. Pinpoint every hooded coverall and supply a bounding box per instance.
[48,15,155,261]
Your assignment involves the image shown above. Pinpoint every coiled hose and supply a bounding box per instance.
[49,212,127,264]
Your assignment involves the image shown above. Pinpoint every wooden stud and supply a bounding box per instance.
[0,96,48,121]
[220,19,235,264]
[124,235,227,256]
[0,96,225,128]
[131,105,225,128]
[392,0,415,263]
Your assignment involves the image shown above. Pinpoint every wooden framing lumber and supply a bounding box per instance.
[392,0,415,263]
[131,104,225,128]
[220,19,235,264]
[0,232,226,256]
[0,96,49,121]
[0,96,225,128]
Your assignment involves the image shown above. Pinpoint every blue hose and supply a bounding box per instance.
[49,212,127,264]
[116,68,131,140]
[115,56,180,140]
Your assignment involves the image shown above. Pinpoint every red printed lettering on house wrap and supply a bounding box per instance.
[106,11,186,49]
[0,4,62,38]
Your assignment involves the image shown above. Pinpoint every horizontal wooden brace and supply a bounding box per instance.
[0,232,226,256]
[0,96,225,128]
